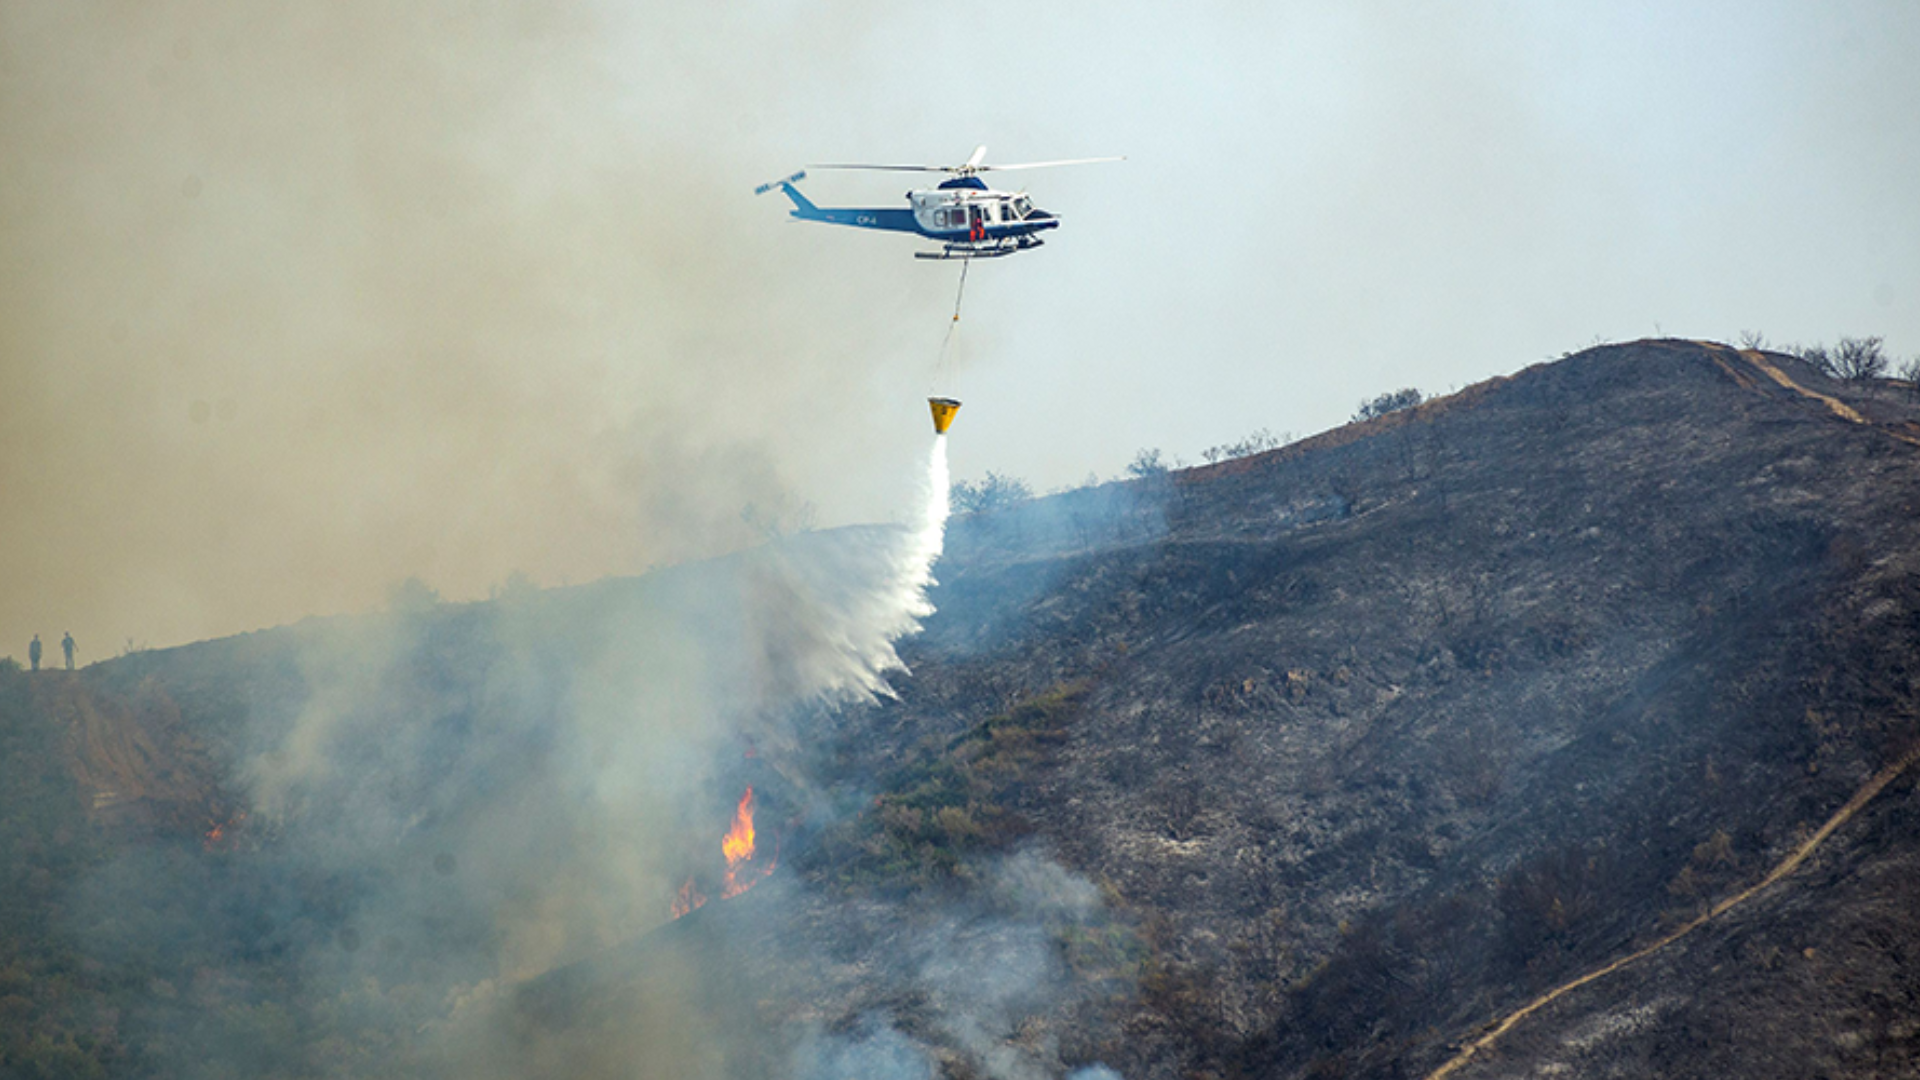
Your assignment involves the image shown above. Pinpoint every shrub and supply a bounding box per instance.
[807,682,1088,894]
[1831,336,1888,381]
[1796,343,1834,375]
[1797,337,1890,382]
[1125,448,1169,479]
[952,471,1033,515]
[1201,428,1287,464]
[1497,845,1610,967]
[1353,387,1423,423]
[1899,357,1920,402]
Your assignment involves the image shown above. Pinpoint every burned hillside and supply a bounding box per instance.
[754,339,1920,1079]
[864,340,1920,1079]
[4,340,1920,1079]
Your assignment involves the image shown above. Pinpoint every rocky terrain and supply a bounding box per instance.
[3,340,1918,1079]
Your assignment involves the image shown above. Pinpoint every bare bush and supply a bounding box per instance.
[1353,387,1423,423]
[1899,357,1920,402]
[1796,337,1890,382]
[1831,336,1889,382]
[1201,427,1287,464]
[1126,448,1170,479]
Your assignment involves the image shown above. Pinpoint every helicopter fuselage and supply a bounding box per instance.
[771,175,1058,257]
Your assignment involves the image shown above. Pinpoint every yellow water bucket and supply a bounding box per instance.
[928,397,961,435]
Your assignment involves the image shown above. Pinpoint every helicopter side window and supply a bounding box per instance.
[1013,196,1032,219]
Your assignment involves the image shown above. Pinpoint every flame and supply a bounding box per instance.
[722,786,756,867]
[670,877,708,920]
[672,785,777,918]
[204,809,247,850]
[721,785,777,900]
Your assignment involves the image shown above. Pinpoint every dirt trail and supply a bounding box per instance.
[1426,742,1920,1080]
[1736,349,1867,423]
[1705,342,1920,447]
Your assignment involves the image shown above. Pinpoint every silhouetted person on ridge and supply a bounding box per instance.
[62,632,75,671]
[28,634,41,671]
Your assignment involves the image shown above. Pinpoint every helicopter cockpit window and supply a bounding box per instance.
[1012,196,1032,219]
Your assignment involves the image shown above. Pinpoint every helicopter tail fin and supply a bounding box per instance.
[780,183,818,216]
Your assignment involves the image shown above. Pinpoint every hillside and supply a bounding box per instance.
[3,340,1918,1079]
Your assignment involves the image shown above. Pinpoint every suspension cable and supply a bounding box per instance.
[932,257,971,391]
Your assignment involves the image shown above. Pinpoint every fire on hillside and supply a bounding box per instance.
[672,785,778,919]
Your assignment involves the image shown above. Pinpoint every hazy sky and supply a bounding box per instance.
[3,1,1917,656]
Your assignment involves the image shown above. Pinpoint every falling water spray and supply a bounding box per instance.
[846,430,949,693]
[856,432,951,665]
[740,432,955,709]
[913,434,951,590]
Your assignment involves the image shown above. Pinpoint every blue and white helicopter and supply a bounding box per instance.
[755,146,1121,260]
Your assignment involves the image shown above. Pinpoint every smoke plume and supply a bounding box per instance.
[57,433,956,1077]
[0,0,937,658]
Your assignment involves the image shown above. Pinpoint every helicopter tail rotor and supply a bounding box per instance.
[753,170,808,196]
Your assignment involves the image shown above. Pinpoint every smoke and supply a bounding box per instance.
[0,0,936,659]
[48,433,956,1077]
[759,851,1127,1080]
[226,432,951,945]
[791,1019,937,1080]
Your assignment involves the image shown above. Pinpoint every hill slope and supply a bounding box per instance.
[657,339,1914,1080]
[4,340,1918,1079]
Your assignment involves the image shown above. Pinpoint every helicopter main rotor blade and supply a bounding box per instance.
[805,152,1124,175]
[808,163,956,173]
[976,156,1126,171]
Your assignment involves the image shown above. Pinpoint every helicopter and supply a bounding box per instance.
[755,146,1121,260]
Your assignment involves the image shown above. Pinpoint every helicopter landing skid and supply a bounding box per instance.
[915,237,1044,261]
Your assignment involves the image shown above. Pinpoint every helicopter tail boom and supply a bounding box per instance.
[756,171,908,230]
[758,172,918,233]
